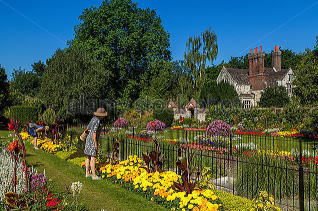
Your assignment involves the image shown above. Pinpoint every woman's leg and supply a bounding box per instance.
[90,156,97,177]
[33,137,38,149]
[85,156,91,177]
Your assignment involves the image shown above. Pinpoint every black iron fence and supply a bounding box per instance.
[100,129,318,211]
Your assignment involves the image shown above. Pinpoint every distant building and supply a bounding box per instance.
[217,46,295,108]
[168,98,208,122]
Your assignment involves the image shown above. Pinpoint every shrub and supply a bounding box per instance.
[214,190,254,211]
[146,120,166,132]
[207,120,231,137]
[153,109,174,126]
[5,105,38,125]
[113,118,129,128]
[41,108,57,125]
[259,86,290,108]
[123,109,153,129]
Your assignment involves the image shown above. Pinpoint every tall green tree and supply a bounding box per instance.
[259,86,290,108]
[170,61,194,106]
[0,65,9,112]
[293,37,318,105]
[184,28,218,91]
[71,0,171,101]
[199,81,240,106]
[39,47,111,119]
[10,69,40,96]
[32,60,46,76]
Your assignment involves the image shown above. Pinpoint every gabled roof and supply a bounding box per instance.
[225,68,249,85]
[167,100,178,108]
[223,67,291,86]
[185,98,199,109]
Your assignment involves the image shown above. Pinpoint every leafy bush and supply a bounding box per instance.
[181,118,199,127]
[5,105,38,125]
[123,109,153,129]
[259,86,290,108]
[153,109,174,126]
[214,190,254,211]
[41,108,57,125]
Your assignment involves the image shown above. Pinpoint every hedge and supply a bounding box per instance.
[153,109,174,126]
[215,190,254,210]
[5,105,38,125]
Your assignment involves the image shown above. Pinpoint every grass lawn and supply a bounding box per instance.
[24,143,168,211]
[0,130,10,139]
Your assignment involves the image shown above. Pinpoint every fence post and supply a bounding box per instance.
[229,133,233,156]
[298,137,305,211]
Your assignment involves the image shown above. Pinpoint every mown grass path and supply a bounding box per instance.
[25,144,168,211]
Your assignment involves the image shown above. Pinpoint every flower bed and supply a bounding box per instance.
[126,134,153,142]
[100,155,223,211]
[235,130,265,136]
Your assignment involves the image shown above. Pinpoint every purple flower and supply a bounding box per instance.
[146,120,166,132]
[30,173,47,190]
[207,120,231,137]
[113,118,129,128]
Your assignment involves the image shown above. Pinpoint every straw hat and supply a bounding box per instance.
[94,108,108,117]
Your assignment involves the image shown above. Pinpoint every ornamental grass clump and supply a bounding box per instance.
[113,118,129,128]
[207,120,231,138]
[146,120,166,132]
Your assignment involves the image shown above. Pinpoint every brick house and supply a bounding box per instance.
[217,46,295,108]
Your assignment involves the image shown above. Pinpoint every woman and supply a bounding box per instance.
[28,122,49,149]
[84,108,107,180]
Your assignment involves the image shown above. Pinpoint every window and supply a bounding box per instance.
[243,100,251,109]
[288,74,294,81]
[287,83,292,96]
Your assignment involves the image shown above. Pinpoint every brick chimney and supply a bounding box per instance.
[272,45,282,71]
[248,46,267,91]
[248,46,265,76]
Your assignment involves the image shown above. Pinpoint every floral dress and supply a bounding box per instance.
[84,116,100,157]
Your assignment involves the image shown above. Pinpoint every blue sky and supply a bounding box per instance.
[1,0,318,77]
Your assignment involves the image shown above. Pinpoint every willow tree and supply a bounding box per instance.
[184,28,218,92]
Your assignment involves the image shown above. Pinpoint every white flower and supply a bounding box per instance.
[71,181,83,196]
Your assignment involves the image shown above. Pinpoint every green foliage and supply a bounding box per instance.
[0,65,9,112]
[72,0,171,100]
[133,96,166,111]
[123,109,153,129]
[153,109,174,126]
[10,69,40,96]
[251,191,281,211]
[5,105,38,125]
[184,28,218,91]
[294,47,318,105]
[200,81,240,106]
[32,60,46,76]
[39,47,111,119]
[259,86,290,108]
[42,108,57,125]
[214,190,254,211]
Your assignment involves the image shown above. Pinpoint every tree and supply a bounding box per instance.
[32,60,46,76]
[170,61,194,106]
[184,28,218,91]
[10,69,40,97]
[199,81,240,107]
[39,47,111,119]
[259,86,290,108]
[71,0,171,101]
[0,65,9,112]
[293,39,318,105]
